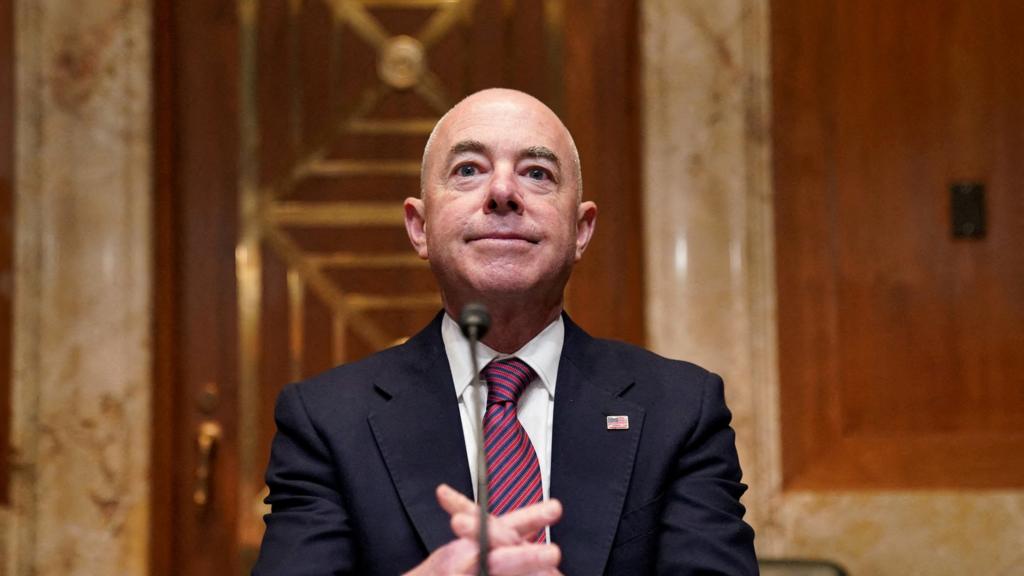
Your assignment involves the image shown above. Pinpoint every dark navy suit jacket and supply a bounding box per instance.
[253,313,757,575]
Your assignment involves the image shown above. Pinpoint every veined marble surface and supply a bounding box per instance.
[5,1,152,575]
[642,1,1024,575]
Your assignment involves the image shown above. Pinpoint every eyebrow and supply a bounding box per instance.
[444,140,563,171]
[521,146,561,171]
[444,140,486,168]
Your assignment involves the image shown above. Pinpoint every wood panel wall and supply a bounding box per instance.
[773,0,1024,489]
[562,0,644,345]
[153,1,243,574]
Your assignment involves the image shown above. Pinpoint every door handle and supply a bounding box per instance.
[193,420,223,510]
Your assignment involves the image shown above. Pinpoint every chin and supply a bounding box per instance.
[471,275,540,296]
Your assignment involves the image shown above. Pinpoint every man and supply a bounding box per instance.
[253,88,757,575]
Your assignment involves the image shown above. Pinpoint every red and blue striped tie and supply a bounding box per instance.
[482,357,546,542]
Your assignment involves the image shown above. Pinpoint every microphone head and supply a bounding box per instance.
[459,302,491,340]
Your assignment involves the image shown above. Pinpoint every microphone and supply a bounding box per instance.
[459,302,491,341]
[458,302,491,576]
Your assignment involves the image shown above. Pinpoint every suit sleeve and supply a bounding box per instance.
[657,372,758,575]
[252,384,357,576]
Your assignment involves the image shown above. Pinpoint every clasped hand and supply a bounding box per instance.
[404,484,564,576]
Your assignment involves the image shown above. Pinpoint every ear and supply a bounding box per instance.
[404,197,429,259]
[573,201,597,261]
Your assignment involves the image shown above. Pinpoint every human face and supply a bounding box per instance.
[404,90,597,310]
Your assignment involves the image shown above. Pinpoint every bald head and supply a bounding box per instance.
[403,87,599,345]
[420,88,583,201]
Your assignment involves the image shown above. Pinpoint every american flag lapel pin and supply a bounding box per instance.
[606,415,629,430]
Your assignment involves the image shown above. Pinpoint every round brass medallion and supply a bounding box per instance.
[377,35,426,90]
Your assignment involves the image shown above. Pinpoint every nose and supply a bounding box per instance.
[483,168,524,215]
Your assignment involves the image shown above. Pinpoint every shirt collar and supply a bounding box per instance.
[442,312,563,400]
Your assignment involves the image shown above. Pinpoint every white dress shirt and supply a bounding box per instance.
[441,313,563,504]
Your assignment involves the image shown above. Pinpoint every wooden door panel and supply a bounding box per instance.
[773,0,1024,489]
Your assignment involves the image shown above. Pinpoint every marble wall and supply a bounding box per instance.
[642,1,1024,575]
[3,1,152,575]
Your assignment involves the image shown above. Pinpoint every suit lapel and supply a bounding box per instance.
[550,317,645,576]
[367,315,474,553]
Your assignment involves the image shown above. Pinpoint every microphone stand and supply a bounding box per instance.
[459,303,491,576]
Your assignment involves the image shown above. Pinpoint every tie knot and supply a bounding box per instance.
[482,357,535,405]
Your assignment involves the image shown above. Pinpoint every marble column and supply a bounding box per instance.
[3,1,152,575]
[642,1,1024,575]
[643,0,777,536]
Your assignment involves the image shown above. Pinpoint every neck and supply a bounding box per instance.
[447,296,562,353]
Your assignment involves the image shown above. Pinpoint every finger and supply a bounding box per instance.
[404,538,479,576]
[487,543,561,575]
[452,499,562,546]
[498,499,563,538]
[451,509,524,547]
[437,484,477,516]
[450,510,479,540]
[447,539,480,575]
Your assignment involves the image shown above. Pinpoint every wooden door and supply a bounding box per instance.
[152,1,643,574]
[773,0,1024,489]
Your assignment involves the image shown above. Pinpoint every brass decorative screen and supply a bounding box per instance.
[235,0,565,562]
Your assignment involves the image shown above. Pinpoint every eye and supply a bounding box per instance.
[525,167,551,181]
[455,164,478,177]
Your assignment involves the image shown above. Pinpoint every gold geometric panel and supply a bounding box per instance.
[252,1,469,366]
[243,1,475,389]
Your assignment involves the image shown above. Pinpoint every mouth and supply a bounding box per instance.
[468,232,540,245]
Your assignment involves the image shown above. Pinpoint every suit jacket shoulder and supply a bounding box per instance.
[553,315,757,575]
[255,312,473,575]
